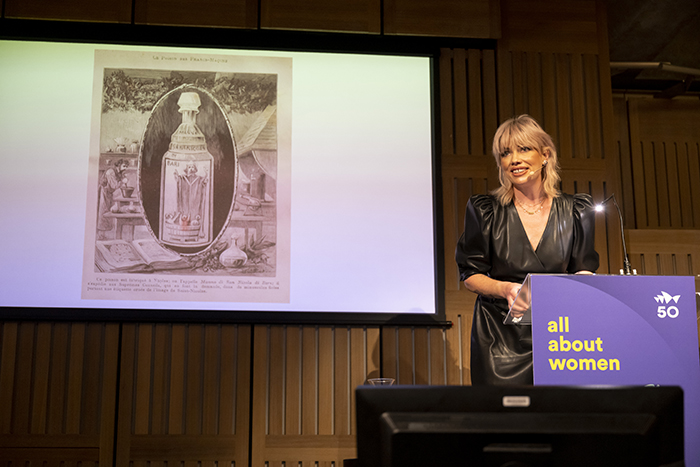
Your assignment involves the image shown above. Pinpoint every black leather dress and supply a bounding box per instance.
[455,193,599,385]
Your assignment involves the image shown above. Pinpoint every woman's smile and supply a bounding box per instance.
[510,166,530,176]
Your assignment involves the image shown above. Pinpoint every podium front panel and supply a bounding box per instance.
[530,274,700,466]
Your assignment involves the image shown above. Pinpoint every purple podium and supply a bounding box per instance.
[507,274,700,466]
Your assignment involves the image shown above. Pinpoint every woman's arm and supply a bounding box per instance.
[464,273,522,307]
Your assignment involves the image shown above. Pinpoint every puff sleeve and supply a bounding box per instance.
[455,194,495,282]
[567,193,600,273]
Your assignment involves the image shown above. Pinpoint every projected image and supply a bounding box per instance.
[1,40,434,315]
[83,50,291,303]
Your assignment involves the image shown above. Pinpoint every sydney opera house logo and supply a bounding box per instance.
[653,291,680,304]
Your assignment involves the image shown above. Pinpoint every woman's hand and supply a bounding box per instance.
[503,282,522,310]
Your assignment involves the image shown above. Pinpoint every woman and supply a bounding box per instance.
[455,115,599,385]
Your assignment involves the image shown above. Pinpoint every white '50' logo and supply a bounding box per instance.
[655,291,680,319]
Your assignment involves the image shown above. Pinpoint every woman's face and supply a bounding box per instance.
[499,144,548,189]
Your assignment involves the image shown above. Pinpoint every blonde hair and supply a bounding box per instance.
[491,115,560,205]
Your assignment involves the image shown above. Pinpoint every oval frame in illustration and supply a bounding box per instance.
[138,84,238,256]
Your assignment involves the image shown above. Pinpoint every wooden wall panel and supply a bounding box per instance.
[250,325,379,465]
[381,325,458,386]
[384,0,499,38]
[260,0,381,33]
[114,324,251,467]
[626,229,700,278]
[439,47,501,384]
[499,0,599,54]
[134,0,258,28]
[612,97,636,230]
[4,0,131,22]
[440,48,500,293]
[624,98,700,229]
[0,322,119,467]
[249,323,456,464]
[498,52,608,162]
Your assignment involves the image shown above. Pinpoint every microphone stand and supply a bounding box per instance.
[598,194,633,275]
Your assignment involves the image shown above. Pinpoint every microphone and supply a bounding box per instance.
[595,194,634,275]
[528,160,547,176]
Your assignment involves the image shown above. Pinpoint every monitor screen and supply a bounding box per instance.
[0,35,442,322]
[355,385,684,467]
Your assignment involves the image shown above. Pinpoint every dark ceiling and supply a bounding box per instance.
[605,0,700,96]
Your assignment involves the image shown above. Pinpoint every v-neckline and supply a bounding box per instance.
[513,198,555,254]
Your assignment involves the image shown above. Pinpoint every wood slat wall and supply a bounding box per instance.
[248,323,456,465]
[440,48,500,293]
[250,325,378,465]
[0,322,119,467]
[620,98,700,230]
[115,323,251,467]
[612,96,700,342]
[439,47,502,385]
[380,326,460,386]
[626,229,700,277]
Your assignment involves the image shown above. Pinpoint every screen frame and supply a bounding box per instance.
[355,385,685,467]
[0,18,496,325]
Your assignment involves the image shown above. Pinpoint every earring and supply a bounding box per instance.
[543,160,548,167]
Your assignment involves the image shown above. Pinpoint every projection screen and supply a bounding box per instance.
[0,38,441,322]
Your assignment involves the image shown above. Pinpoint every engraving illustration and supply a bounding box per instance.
[82,50,291,303]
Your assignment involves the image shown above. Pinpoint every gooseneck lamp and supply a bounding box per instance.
[595,194,633,275]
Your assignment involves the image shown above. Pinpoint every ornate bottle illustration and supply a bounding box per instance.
[159,91,214,248]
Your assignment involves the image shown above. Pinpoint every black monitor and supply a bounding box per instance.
[355,385,684,467]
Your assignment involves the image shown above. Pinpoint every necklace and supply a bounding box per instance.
[515,197,546,215]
